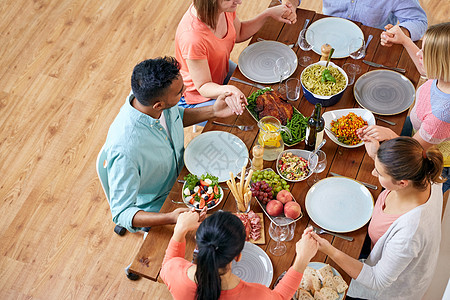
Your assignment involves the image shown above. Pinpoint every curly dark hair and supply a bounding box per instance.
[131,56,181,106]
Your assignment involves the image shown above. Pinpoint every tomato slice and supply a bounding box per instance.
[199,180,209,186]
[199,198,205,209]
[213,185,219,194]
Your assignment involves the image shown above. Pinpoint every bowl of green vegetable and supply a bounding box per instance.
[300,61,348,107]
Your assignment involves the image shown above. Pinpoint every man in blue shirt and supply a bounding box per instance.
[282,0,427,42]
[104,57,245,232]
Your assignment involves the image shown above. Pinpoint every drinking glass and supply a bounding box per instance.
[235,156,253,180]
[274,57,290,93]
[342,63,362,85]
[307,150,327,186]
[285,78,300,101]
[349,37,366,60]
[297,29,314,67]
[269,217,290,256]
[284,219,296,241]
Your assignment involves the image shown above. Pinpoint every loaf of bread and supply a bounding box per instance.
[333,275,348,294]
[313,287,339,300]
[297,288,314,300]
[321,275,336,290]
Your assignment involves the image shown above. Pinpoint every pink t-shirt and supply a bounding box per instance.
[410,79,450,166]
[368,190,403,246]
[160,238,303,300]
[175,6,237,104]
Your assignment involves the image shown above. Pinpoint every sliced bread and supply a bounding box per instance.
[333,275,348,294]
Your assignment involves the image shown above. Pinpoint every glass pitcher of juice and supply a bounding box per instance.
[257,116,291,161]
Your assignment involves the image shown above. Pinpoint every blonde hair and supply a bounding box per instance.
[423,22,450,82]
[193,0,220,30]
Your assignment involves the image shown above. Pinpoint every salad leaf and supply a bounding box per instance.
[184,173,199,191]
[201,173,219,187]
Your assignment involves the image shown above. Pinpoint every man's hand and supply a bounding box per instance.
[170,207,191,224]
[381,24,410,47]
[212,91,247,118]
[310,228,334,255]
[282,0,298,24]
[172,209,205,242]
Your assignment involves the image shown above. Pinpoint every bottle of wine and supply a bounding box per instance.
[304,103,325,151]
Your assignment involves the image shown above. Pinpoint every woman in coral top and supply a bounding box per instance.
[175,0,296,110]
[160,211,318,300]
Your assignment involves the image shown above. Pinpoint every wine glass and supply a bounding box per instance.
[274,57,290,93]
[348,37,366,60]
[269,217,290,256]
[297,29,314,67]
[307,150,327,186]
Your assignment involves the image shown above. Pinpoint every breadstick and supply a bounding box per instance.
[245,190,252,209]
[239,166,245,196]
[244,169,253,193]
[229,171,237,188]
[226,180,240,204]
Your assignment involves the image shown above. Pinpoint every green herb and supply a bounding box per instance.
[246,87,272,119]
[183,173,199,191]
[321,69,336,83]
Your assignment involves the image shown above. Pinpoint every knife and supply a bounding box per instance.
[329,172,378,190]
[230,77,266,89]
[363,60,406,73]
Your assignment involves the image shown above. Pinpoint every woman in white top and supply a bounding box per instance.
[309,136,445,300]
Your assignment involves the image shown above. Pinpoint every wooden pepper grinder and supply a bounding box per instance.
[320,43,332,61]
[252,145,264,170]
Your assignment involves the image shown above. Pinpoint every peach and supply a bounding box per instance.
[266,200,284,217]
[284,201,302,219]
[276,190,293,204]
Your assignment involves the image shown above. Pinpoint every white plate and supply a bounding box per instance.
[184,131,248,183]
[238,41,298,84]
[231,241,273,287]
[323,108,375,148]
[307,17,364,58]
[308,262,344,300]
[305,177,374,233]
[354,70,416,115]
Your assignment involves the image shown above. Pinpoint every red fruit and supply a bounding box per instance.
[199,180,210,186]
[199,198,206,209]
[276,190,293,204]
[284,201,301,219]
[266,200,283,217]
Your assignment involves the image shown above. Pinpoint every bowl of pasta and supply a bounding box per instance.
[300,61,348,107]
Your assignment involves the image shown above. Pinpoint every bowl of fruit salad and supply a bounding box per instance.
[276,149,314,182]
[182,173,223,211]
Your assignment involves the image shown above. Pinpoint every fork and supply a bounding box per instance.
[312,226,354,241]
[212,121,254,131]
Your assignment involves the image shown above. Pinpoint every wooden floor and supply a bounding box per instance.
[0,0,447,299]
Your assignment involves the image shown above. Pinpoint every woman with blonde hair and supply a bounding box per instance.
[175,0,296,111]
[311,136,445,300]
[359,22,450,196]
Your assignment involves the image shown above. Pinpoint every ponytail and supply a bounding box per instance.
[377,137,445,190]
[195,211,246,300]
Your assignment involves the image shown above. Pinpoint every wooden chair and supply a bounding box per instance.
[96,144,127,236]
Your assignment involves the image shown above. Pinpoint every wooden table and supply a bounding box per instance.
[129,4,422,290]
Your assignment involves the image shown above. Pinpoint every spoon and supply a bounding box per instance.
[313,139,326,156]
[308,139,326,170]
[325,48,335,68]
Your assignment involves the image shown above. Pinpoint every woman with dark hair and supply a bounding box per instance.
[161,210,318,300]
[175,0,296,110]
[310,136,445,300]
